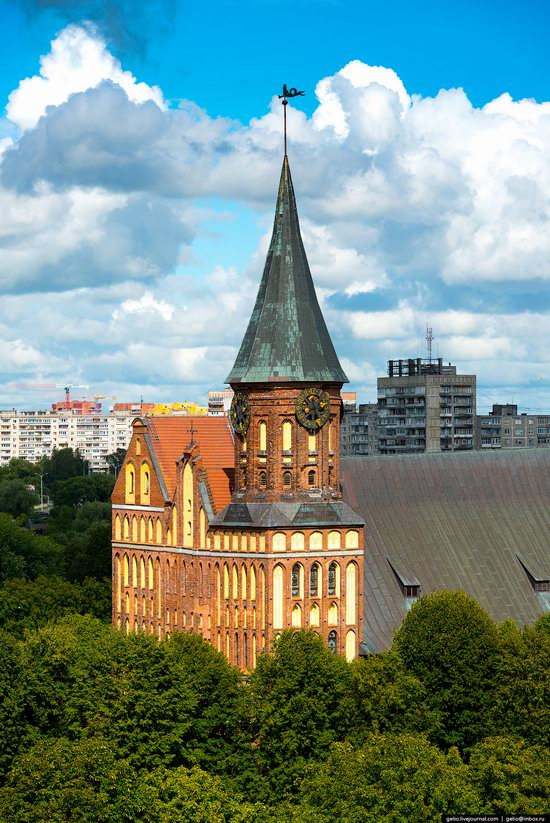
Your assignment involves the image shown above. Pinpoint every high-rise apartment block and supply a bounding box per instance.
[377,358,476,454]
[0,408,136,471]
[208,390,234,416]
[341,403,379,456]
[477,404,550,449]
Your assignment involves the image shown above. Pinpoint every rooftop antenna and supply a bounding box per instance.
[426,324,434,364]
[278,84,305,157]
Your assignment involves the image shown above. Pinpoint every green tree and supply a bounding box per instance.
[299,736,480,822]
[490,620,550,745]
[393,591,500,749]
[49,474,114,508]
[0,458,41,485]
[0,737,141,823]
[0,513,63,582]
[0,479,38,518]
[105,448,127,475]
[0,576,111,638]
[246,630,354,800]
[0,630,26,780]
[468,736,550,814]
[347,650,441,744]
[41,448,85,485]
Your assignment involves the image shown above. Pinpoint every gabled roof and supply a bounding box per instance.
[341,449,550,652]
[147,416,234,512]
[226,156,348,385]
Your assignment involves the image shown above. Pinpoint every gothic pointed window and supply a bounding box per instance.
[310,563,319,596]
[328,561,337,596]
[291,563,301,597]
[328,630,337,654]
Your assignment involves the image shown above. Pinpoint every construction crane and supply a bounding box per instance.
[14,383,90,409]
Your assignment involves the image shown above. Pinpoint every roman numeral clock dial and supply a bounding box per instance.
[295,387,330,431]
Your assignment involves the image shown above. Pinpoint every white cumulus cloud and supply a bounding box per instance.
[6,24,164,131]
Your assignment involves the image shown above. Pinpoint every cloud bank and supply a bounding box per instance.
[1,26,550,411]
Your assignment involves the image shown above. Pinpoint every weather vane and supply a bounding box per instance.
[278,84,305,157]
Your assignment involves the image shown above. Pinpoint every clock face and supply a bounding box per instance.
[296,387,330,431]
[230,392,251,435]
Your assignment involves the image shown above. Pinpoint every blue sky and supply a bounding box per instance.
[1,0,550,412]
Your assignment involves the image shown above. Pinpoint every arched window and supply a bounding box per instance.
[140,556,145,588]
[310,531,323,550]
[328,630,337,654]
[259,421,267,452]
[310,563,319,596]
[291,563,302,598]
[140,462,150,505]
[259,470,267,489]
[123,516,130,540]
[123,554,129,587]
[291,532,304,551]
[346,530,359,549]
[272,532,286,551]
[345,629,356,661]
[234,605,239,628]
[155,518,162,544]
[308,469,316,487]
[232,563,238,599]
[328,531,341,549]
[250,565,257,600]
[114,515,121,540]
[136,437,141,456]
[310,602,320,627]
[235,632,239,665]
[328,561,338,596]
[166,528,172,546]
[241,565,247,600]
[223,564,229,599]
[328,602,338,625]
[132,555,137,585]
[291,603,302,627]
[140,517,146,542]
[244,632,248,668]
[282,421,292,451]
[183,462,193,548]
[131,516,138,542]
[283,471,292,488]
[148,557,154,589]
[199,508,206,548]
[273,565,284,629]
[148,518,153,541]
[346,562,357,625]
[125,464,135,503]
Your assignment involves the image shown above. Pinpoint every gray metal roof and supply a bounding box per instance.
[341,449,550,652]
[226,157,348,385]
[209,500,363,529]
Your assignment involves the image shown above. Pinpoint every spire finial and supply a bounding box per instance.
[278,84,305,158]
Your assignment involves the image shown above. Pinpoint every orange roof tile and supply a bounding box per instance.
[148,416,234,512]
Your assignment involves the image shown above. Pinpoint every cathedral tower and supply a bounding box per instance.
[209,155,365,664]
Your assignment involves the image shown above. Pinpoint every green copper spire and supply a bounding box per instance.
[226,157,349,384]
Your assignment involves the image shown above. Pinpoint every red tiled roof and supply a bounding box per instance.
[148,416,234,512]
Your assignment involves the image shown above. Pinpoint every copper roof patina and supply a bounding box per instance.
[226,156,348,385]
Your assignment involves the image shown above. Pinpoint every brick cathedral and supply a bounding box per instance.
[111,154,366,667]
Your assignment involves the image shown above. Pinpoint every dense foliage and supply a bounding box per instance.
[0,455,548,820]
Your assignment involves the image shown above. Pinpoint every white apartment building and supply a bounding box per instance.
[0,409,135,472]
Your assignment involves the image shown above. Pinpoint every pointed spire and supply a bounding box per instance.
[226,157,348,385]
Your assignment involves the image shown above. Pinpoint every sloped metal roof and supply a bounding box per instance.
[341,449,550,652]
[209,500,364,529]
[226,157,348,385]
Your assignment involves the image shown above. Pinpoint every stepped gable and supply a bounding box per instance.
[148,415,234,511]
[226,156,348,385]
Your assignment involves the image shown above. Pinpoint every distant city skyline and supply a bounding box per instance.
[1,0,550,413]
